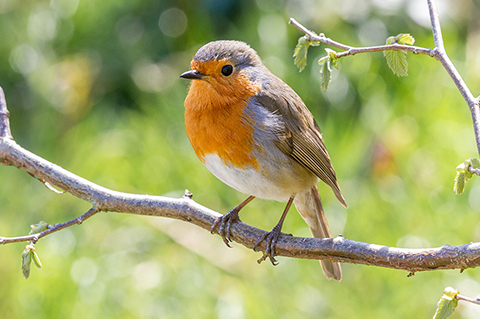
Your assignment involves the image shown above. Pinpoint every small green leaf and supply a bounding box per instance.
[386,36,397,45]
[318,49,339,92]
[22,258,31,279]
[320,59,332,91]
[397,33,415,45]
[384,49,408,76]
[471,157,480,168]
[29,221,49,235]
[453,158,479,194]
[326,48,338,69]
[433,287,459,319]
[294,37,309,72]
[293,36,320,72]
[32,251,42,269]
[384,33,415,76]
[454,172,466,195]
[21,244,40,279]
[318,56,328,66]
[21,245,33,279]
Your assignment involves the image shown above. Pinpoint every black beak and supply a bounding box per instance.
[180,69,205,80]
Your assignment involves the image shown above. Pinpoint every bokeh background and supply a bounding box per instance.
[1,0,480,318]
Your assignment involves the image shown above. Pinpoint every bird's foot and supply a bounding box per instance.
[253,223,284,266]
[210,209,240,247]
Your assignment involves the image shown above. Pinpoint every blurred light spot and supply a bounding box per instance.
[407,149,437,187]
[255,0,286,12]
[101,225,155,252]
[216,288,245,319]
[97,129,130,158]
[263,55,285,78]
[358,19,387,45]
[116,16,145,46]
[407,0,448,28]
[50,0,79,17]
[78,281,105,305]
[386,116,419,150]
[47,55,96,115]
[357,72,386,101]
[466,31,480,81]
[132,261,163,290]
[28,8,57,42]
[377,174,407,203]
[474,219,480,242]
[429,187,455,215]
[102,251,134,279]
[9,44,39,74]
[469,184,480,210]
[371,141,396,178]
[142,156,169,185]
[335,0,371,23]
[295,285,326,315]
[46,228,76,256]
[284,0,317,23]
[325,72,354,108]
[0,0,16,14]
[131,59,175,92]
[372,0,404,13]
[158,8,187,38]
[258,14,286,45]
[360,95,391,133]
[454,128,476,157]
[70,257,98,286]
[396,234,431,248]
[18,284,44,310]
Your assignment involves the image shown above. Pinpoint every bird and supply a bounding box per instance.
[180,40,347,281]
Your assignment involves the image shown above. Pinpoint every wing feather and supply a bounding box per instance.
[254,72,347,207]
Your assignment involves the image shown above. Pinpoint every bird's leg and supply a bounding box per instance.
[254,196,294,265]
[210,195,255,247]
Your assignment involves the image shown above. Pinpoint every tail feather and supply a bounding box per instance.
[294,185,342,281]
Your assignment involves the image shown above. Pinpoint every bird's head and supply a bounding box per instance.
[180,40,264,106]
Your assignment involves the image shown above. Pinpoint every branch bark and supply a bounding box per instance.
[290,1,480,157]
[1,89,480,275]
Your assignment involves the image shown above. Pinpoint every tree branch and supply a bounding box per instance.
[0,207,99,244]
[288,18,434,58]
[289,5,480,157]
[0,87,12,140]
[1,88,480,275]
[426,0,480,157]
[456,293,480,305]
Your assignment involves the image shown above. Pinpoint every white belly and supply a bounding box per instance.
[203,153,315,202]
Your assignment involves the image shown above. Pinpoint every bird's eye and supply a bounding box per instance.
[221,65,233,76]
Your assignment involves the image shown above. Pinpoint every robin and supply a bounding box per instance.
[180,40,347,281]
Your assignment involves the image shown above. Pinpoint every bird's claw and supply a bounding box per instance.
[210,210,240,248]
[253,225,282,266]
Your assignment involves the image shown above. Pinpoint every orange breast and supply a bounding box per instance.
[184,74,260,169]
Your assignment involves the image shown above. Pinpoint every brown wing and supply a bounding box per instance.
[255,73,347,208]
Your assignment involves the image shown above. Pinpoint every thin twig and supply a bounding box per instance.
[469,166,480,176]
[288,18,434,57]
[0,87,12,140]
[427,0,444,50]
[0,207,99,244]
[456,294,480,305]
[426,0,480,156]
[290,4,480,158]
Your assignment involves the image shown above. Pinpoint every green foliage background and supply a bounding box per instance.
[1,0,480,318]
